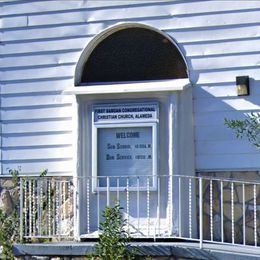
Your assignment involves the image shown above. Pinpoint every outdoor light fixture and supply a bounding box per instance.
[236,76,250,96]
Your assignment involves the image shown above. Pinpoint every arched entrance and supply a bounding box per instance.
[73,24,195,240]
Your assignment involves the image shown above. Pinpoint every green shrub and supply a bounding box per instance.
[90,203,134,260]
[0,209,19,260]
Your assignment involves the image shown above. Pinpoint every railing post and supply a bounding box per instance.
[68,179,73,237]
[220,180,224,243]
[97,178,100,232]
[199,177,203,248]
[231,182,234,244]
[86,177,90,234]
[137,177,140,233]
[189,178,192,239]
[126,177,130,234]
[116,178,120,203]
[106,177,110,207]
[29,179,32,237]
[157,176,161,238]
[210,179,213,241]
[38,178,42,236]
[19,178,24,242]
[147,176,150,237]
[242,183,245,245]
[48,179,51,236]
[254,184,257,247]
[178,177,182,237]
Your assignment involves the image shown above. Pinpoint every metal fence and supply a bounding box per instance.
[19,177,74,240]
[19,175,260,248]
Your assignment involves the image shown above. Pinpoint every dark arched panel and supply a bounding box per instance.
[81,27,187,83]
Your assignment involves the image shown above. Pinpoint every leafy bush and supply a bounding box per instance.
[90,203,134,260]
[0,209,19,260]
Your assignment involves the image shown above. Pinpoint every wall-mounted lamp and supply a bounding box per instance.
[236,76,249,96]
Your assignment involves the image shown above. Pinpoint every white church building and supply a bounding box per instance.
[1,0,260,258]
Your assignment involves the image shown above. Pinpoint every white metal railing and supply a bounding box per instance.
[19,177,74,240]
[19,175,260,248]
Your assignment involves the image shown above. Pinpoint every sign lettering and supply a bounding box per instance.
[93,103,158,123]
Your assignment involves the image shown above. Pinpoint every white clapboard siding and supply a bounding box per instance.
[183,38,260,57]
[3,0,260,17]
[0,51,81,69]
[3,1,260,26]
[2,133,73,147]
[194,85,237,99]
[167,24,260,44]
[84,1,171,9]
[194,83,260,99]
[1,78,75,94]
[1,0,87,16]
[196,140,257,155]
[2,160,73,175]
[2,22,260,56]
[2,18,260,44]
[194,97,260,113]
[195,125,239,142]
[1,23,103,42]
[1,0,158,17]
[27,6,171,26]
[195,110,260,128]
[25,4,260,28]
[0,64,75,82]
[0,38,89,56]
[190,53,260,71]
[2,0,260,174]
[0,16,28,29]
[3,7,260,43]
[2,146,72,160]
[197,154,260,171]
[1,106,72,121]
[2,120,73,134]
[1,94,74,108]
[192,68,260,85]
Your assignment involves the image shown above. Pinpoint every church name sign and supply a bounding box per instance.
[92,103,159,190]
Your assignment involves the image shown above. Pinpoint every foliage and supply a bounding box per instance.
[10,169,19,187]
[224,112,260,149]
[40,169,48,177]
[0,169,48,259]
[90,203,134,260]
[0,170,20,260]
[0,209,19,260]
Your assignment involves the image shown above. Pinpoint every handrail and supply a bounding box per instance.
[19,175,260,248]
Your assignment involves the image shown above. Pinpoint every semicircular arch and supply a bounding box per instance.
[75,23,188,85]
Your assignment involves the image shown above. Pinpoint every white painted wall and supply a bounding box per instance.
[1,0,260,175]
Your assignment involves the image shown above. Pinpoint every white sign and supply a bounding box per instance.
[92,103,158,190]
[93,103,158,124]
